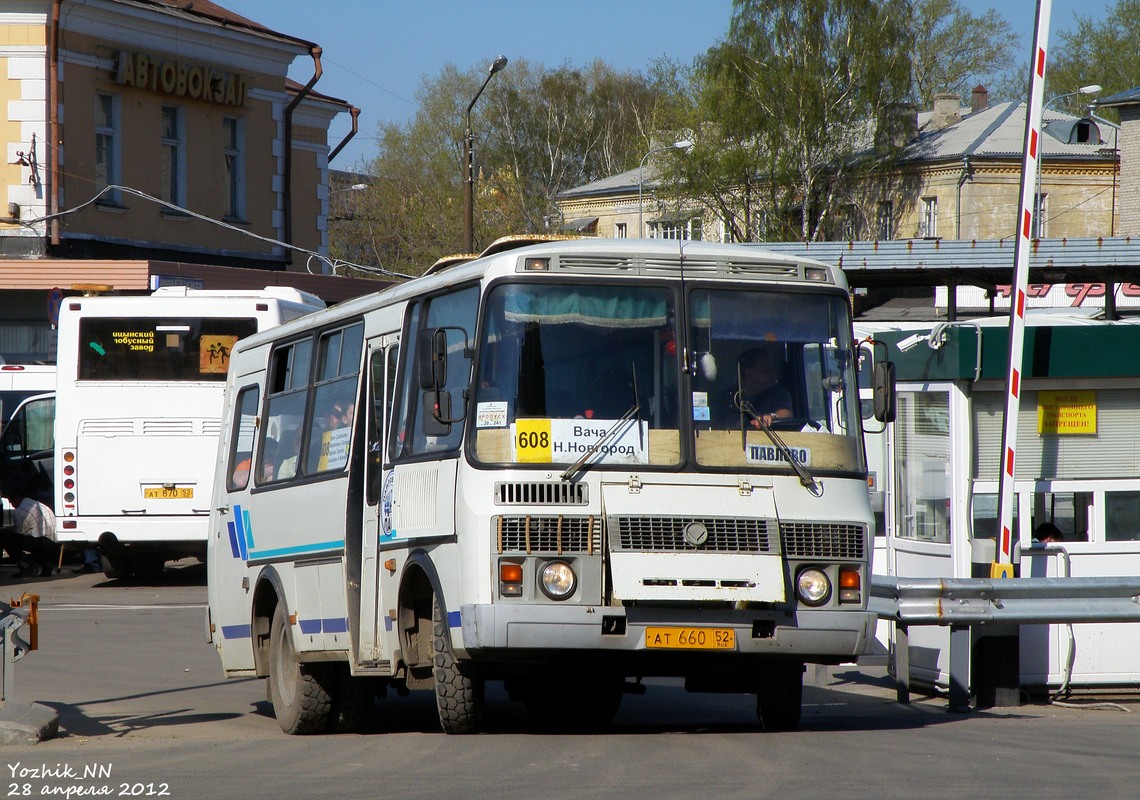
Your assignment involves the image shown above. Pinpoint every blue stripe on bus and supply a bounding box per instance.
[447,610,461,628]
[298,619,321,634]
[221,624,252,639]
[295,617,349,635]
[241,507,254,559]
[246,540,345,560]
[323,618,348,634]
[226,520,241,559]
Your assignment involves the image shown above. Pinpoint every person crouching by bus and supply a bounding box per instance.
[1,481,57,578]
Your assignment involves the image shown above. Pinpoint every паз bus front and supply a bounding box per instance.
[54,287,324,579]
[207,238,894,734]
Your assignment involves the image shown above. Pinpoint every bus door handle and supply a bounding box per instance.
[192,508,210,515]
[216,504,230,514]
[122,508,147,515]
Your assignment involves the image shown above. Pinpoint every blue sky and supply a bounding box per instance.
[223,1,1110,169]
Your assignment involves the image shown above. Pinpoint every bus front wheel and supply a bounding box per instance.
[268,603,334,734]
[431,595,483,734]
[755,661,804,732]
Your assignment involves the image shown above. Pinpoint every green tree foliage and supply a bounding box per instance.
[908,0,1017,106]
[330,60,662,277]
[669,0,913,242]
[1049,0,1140,119]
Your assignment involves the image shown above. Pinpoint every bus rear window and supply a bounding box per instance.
[77,317,258,381]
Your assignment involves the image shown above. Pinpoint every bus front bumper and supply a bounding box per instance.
[459,603,875,662]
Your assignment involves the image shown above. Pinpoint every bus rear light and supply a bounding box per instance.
[838,567,861,604]
[63,479,74,490]
[63,450,75,463]
[499,561,523,597]
[63,464,75,476]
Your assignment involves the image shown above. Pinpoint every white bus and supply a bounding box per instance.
[207,237,892,734]
[54,286,325,578]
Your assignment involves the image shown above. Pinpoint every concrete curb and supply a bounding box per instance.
[0,701,59,745]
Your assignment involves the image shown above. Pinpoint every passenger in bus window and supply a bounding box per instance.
[276,428,302,480]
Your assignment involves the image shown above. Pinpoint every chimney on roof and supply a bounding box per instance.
[932,92,962,130]
[971,85,989,113]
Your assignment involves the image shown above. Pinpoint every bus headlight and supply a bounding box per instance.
[796,568,831,606]
[538,560,576,600]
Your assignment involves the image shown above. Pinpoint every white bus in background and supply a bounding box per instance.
[54,287,325,579]
[0,363,56,425]
[207,237,894,735]
[0,364,57,525]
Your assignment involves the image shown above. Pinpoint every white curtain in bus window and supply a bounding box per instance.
[77,317,257,380]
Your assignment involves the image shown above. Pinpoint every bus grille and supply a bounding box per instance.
[494,481,588,506]
[495,515,601,554]
[781,522,865,559]
[611,517,774,553]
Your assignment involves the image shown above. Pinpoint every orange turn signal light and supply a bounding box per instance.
[839,568,861,589]
[500,563,523,583]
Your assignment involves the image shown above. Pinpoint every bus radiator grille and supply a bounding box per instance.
[494,481,588,506]
[611,517,774,553]
[494,515,602,554]
[780,522,865,559]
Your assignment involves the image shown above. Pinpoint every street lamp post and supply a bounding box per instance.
[1035,84,1102,237]
[638,139,693,238]
[465,55,508,254]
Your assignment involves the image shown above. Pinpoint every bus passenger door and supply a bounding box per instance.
[352,338,398,663]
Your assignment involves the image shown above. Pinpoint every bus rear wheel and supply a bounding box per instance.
[268,603,334,734]
[432,595,483,734]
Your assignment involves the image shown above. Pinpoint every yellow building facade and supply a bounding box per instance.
[0,0,369,360]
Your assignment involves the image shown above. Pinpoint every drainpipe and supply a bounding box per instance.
[49,0,62,245]
[283,45,322,258]
[955,155,972,239]
[327,106,360,163]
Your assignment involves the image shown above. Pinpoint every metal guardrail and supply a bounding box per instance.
[0,596,37,702]
[869,574,1140,711]
[871,575,1140,625]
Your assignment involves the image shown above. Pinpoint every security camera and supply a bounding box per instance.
[896,333,926,353]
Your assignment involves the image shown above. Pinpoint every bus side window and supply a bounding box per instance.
[390,286,477,460]
[264,337,313,482]
[227,385,260,492]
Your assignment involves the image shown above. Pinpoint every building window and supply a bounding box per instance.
[160,106,184,207]
[919,197,938,238]
[95,93,120,204]
[223,116,244,220]
[876,201,893,241]
[840,204,859,241]
[650,217,702,241]
[1033,192,1047,238]
[614,222,627,239]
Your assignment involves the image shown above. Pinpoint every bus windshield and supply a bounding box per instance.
[469,281,863,476]
[470,282,682,468]
[77,317,257,381]
[688,287,864,475]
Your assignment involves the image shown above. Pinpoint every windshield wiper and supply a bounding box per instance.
[561,363,641,482]
[734,393,822,497]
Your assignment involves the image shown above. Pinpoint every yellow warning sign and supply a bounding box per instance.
[1037,390,1096,435]
[200,335,238,374]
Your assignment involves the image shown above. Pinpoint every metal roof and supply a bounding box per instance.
[744,237,1140,289]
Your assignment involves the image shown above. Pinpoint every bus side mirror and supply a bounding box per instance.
[421,390,452,437]
[417,328,448,390]
[872,361,896,423]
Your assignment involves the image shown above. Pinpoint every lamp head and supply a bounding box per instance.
[490,55,508,75]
